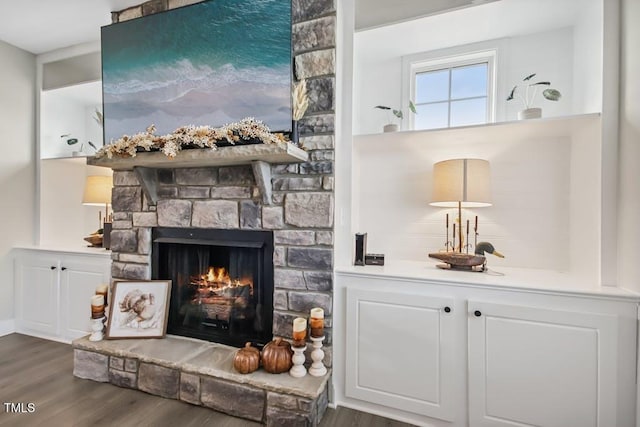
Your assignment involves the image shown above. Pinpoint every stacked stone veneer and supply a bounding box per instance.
[73,338,329,426]
[109,0,337,365]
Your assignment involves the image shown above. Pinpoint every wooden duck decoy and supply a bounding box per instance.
[429,241,504,271]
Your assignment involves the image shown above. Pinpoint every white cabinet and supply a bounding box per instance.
[345,288,456,420]
[14,249,111,342]
[14,253,60,337]
[335,271,638,427]
[468,301,620,427]
[59,256,111,340]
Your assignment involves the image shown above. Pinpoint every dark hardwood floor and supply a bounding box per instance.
[0,334,414,427]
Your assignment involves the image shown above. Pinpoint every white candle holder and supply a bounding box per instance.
[289,345,307,378]
[89,316,105,341]
[308,336,327,377]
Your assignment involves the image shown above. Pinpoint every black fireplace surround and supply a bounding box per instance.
[152,227,274,347]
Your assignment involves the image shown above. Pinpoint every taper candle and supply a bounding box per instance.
[446,213,450,252]
[475,215,478,232]
[292,317,307,346]
[310,308,324,338]
[466,219,470,254]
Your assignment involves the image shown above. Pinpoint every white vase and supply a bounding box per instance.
[518,108,542,120]
[383,124,399,132]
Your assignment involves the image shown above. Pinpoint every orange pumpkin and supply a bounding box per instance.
[233,342,260,374]
[261,337,293,374]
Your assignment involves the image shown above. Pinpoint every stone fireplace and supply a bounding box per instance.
[152,226,274,347]
[73,0,337,424]
[104,0,338,358]
[75,156,334,425]
[109,160,334,354]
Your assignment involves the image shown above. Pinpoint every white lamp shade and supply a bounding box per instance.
[430,159,491,207]
[82,175,113,206]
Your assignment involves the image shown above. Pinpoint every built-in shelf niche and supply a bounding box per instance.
[40,80,103,160]
[352,113,602,285]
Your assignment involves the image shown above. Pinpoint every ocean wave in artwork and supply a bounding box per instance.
[100,0,292,141]
[102,61,291,141]
[103,60,289,99]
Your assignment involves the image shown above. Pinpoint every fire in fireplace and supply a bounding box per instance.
[151,227,274,347]
[190,266,252,325]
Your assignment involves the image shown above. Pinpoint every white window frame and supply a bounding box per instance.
[401,39,507,131]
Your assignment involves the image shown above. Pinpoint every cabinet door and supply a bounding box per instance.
[345,288,456,421]
[14,255,60,336]
[59,256,110,340]
[468,300,619,427]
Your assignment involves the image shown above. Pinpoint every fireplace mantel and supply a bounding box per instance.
[87,143,308,205]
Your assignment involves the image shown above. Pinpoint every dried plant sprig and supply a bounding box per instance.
[93,109,103,128]
[292,79,309,121]
[95,118,289,159]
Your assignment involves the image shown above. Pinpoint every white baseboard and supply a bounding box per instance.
[0,319,16,337]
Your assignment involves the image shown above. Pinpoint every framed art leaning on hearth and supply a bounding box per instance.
[106,280,172,339]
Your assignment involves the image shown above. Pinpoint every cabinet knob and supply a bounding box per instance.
[61,267,67,271]
[444,306,451,313]
[474,310,482,317]
[50,266,56,270]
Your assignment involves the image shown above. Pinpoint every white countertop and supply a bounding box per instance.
[336,260,640,301]
[13,245,112,257]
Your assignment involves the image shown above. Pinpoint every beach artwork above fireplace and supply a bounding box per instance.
[101,0,292,143]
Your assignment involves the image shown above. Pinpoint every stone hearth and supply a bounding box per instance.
[73,336,329,425]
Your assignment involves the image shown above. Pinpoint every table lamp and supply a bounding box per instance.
[82,175,113,228]
[430,159,491,253]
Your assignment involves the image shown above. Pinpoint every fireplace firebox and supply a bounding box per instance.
[152,227,273,347]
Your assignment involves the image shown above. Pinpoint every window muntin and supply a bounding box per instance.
[414,62,489,130]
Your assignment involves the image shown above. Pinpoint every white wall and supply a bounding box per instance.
[40,80,102,159]
[0,40,36,322]
[618,0,640,291]
[502,28,573,122]
[572,0,603,115]
[353,0,601,135]
[39,159,112,249]
[37,43,109,249]
[353,115,602,282]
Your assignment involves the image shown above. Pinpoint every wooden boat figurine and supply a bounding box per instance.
[429,242,504,271]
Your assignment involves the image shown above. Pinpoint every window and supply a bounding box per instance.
[415,63,489,129]
[403,48,497,130]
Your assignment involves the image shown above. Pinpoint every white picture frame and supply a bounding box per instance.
[106,280,171,339]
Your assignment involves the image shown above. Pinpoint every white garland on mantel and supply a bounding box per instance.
[95,117,289,159]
